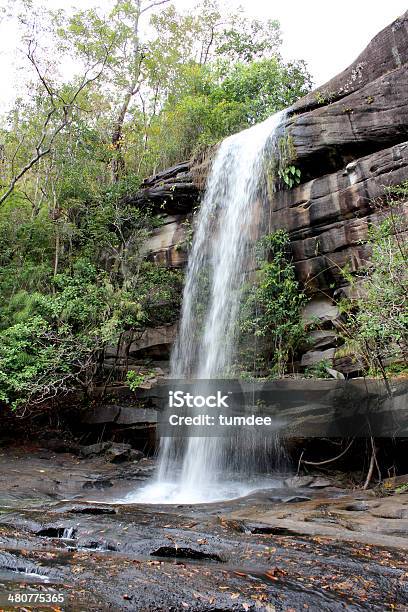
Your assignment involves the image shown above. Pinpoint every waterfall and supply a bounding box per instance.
[135,111,286,504]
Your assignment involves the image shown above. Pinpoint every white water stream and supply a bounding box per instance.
[133,111,286,504]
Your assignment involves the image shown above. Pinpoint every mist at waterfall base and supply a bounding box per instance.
[131,111,288,504]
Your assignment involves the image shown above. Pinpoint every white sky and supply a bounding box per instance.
[0,0,407,111]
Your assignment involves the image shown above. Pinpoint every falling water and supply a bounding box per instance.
[135,111,286,504]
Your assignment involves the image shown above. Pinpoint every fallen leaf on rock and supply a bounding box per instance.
[333,581,353,590]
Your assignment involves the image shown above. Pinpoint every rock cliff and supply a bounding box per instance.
[126,10,408,374]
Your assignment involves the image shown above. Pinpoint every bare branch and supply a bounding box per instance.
[0,45,111,207]
[140,0,170,16]
[301,438,355,466]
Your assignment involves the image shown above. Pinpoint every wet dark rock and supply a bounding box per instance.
[371,504,408,519]
[79,540,118,551]
[78,441,144,464]
[36,526,77,539]
[0,551,54,579]
[1,446,408,611]
[283,495,312,503]
[150,546,223,562]
[82,478,113,490]
[81,403,158,426]
[344,502,370,512]
[247,524,296,536]
[82,405,121,424]
[68,505,117,515]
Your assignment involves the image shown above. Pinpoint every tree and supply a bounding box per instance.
[0,6,110,207]
[56,0,174,182]
[148,56,312,168]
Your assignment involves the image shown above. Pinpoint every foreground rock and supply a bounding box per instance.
[0,448,407,610]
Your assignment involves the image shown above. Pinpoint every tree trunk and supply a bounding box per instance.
[111,89,134,183]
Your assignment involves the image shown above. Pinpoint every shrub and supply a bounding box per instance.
[238,230,308,378]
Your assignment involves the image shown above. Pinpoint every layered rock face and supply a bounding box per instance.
[129,11,408,374]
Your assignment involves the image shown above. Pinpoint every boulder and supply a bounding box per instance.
[104,325,177,363]
[81,405,120,425]
[116,407,157,426]
[301,297,340,326]
[283,495,312,503]
[309,478,332,489]
[40,437,80,455]
[301,348,336,367]
[105,443,143,464]
[80,442,112,458]
[325,367,345,380]
[128,324,177,357]
[284,476,314,488]
[307,330,338,350]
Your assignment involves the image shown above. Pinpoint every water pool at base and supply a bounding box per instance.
[122,472,286,505]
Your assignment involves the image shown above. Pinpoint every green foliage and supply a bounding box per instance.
[339,198,408,378]
[0,262,125,410]
[278,165,301,189]
[152,58,312,168]
[303,359,331,379]
[238,230,308,378]
[126,370,152,391]
[314,90,335,105]
[266,134,301,193]
[136,263,184,327]
[0,184,182,411]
